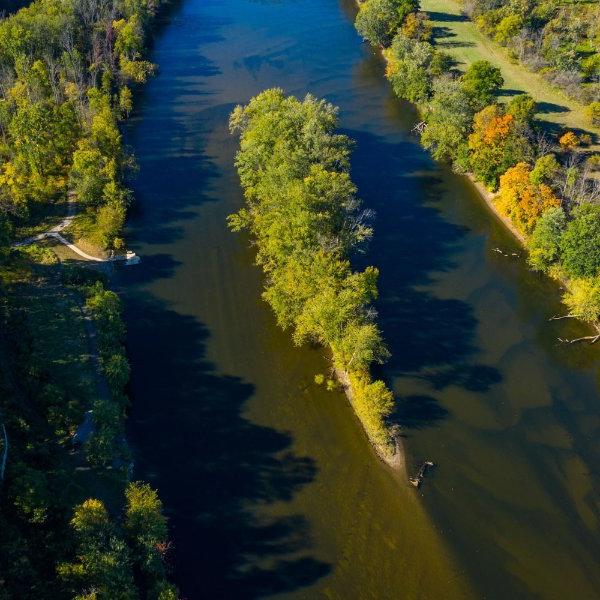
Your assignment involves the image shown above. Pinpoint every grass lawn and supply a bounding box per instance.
[421,0,599,147]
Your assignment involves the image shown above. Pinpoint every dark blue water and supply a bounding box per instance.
[119,0,600,597]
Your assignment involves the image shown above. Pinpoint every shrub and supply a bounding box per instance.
[559,131,579,149]
[588,102,600,127]
[349,373,394,450]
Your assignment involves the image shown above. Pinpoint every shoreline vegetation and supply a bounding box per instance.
[0,0,179,597]
[228,90,404,470]
[354,0,600,342]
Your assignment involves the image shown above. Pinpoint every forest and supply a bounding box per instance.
[355,0,600,336]
[0,0,178,597]
[229,89,397,457]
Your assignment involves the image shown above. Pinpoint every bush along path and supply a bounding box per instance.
[353,0,600,342]
[229,90,405,471]
[12,193,140,265]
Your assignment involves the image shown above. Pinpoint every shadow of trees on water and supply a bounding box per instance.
[346,127,502,430]
[118,290,329,598]
[116,9,330,595]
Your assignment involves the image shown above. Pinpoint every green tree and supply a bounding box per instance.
[58,499,136,600]
[124,481,172,591]
[560,203,600,278]
[461,60,504,108]
[384,33,434,103]
[506,93,537,123]
[529,153,560,185]
[421,77,474,163]
[527,206,566,272]
[355,0,406,47]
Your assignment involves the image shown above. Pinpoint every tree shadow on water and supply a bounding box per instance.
[118,292,329,599]
[394,395,449,429]
[346,128,501,427]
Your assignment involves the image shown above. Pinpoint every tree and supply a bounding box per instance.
[506,93,536,123]
[355,0,402,47]
[494,14,523,45]
[421,77,474,163]
[58,499,137,600]
[401,11,432,41]
[559,131,579,149]
[124,481,172,590]
[496,162,560,233]
[588,102,600,127]
[563,277,600,323]
[559,203,600,278]
[527,206,566,272]
[529,153,560,185]
[229,89,395,456]
[461,60,504,108]
[384,34,434,103]
[468,104,533,189]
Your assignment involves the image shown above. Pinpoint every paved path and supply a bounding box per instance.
[13,199,139,264]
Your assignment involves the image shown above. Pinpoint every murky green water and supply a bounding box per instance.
[118,0,600,597]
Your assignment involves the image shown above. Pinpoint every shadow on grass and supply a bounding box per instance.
[436,39,476,49]
[428,10,468,22]
[536,101,569,114]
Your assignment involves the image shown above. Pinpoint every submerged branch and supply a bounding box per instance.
[557,334,600,344]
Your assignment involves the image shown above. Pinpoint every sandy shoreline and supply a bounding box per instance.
[334,367,407,478]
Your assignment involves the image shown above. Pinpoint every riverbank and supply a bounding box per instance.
[335,367,406,474]
[354,0,600,339]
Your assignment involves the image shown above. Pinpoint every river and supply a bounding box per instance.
[117,0,600,597]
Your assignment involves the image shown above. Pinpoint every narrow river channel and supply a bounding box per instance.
[118,0,600,597]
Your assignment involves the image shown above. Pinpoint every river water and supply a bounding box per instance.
[118,0,600,597]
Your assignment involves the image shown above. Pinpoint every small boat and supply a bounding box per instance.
[409,460,435,488]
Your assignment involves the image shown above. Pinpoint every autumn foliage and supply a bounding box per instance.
[496,162,561,234]
[468,105,533,189]
[559,131,579,149]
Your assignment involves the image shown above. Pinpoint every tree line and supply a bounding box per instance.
[229,89,396,457]
[0,0,179,597]
[355,0,600,331]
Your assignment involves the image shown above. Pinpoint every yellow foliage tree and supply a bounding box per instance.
[400,12,432,41]
[563,277,600,323]
[496,162,561,234]
[559,131,579,149]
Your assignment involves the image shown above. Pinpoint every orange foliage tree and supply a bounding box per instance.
[495,162,561,234]
[468,105,533,189]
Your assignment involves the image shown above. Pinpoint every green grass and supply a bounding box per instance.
[422,0,599,146]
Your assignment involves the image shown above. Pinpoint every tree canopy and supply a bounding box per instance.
[230,89,395,453]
